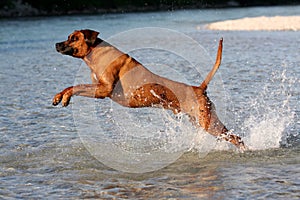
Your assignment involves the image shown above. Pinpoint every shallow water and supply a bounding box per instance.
[1,6,299,199]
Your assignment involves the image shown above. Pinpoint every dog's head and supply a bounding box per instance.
[56,29,99,58]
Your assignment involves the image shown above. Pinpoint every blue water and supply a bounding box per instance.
[0,6,299,199]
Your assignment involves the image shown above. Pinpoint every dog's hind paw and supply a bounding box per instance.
[217,130,247,152]
[237,142,248,153]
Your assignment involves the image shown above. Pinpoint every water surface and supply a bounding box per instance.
[0,6,299,199]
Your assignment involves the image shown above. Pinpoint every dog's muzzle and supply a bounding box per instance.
[55,42,74,55]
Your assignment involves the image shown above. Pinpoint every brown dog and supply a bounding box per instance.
[53,29,246,151]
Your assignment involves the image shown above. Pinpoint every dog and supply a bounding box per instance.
[53,29,246,151]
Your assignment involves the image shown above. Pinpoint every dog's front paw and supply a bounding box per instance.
[52,93,72,107]
[52,93,63,106]
[61,94,72,107]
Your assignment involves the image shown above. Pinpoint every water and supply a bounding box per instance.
[1,6,299,199]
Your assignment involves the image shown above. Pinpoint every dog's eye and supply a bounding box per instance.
[70,35,78,42]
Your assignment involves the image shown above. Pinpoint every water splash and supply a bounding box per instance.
[160,111,217,157]
[243,66,296,150]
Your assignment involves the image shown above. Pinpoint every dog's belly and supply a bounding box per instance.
[127,83,181,113]
[110,71,201,119]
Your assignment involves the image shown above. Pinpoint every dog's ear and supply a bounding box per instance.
[80,29,99,46]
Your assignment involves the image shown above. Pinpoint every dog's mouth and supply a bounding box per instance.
[55,42,75,56]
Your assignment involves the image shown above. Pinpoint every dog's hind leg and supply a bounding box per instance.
[200,38,223,91]
[195,38,223,131]
[197,38,247,151]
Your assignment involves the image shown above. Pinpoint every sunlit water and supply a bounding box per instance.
[1,6,299,199]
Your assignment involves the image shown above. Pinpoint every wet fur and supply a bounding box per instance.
[53,29,246,150]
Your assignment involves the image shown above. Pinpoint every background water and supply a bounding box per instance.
[1,6,299,199]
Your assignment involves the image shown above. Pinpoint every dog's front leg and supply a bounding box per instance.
[52,84,112,107]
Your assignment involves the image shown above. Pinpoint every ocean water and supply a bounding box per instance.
[0,6,299,199]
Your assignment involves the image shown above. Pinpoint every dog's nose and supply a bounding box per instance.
[55,43,61,49]
[55,42,64,52]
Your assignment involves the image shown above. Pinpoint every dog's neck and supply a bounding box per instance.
[83,39,124,73]
[84,38,103,59]
[92,38,103,47]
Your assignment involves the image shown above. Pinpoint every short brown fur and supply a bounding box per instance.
[53,29,246,150]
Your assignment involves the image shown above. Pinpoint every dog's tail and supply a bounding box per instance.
[200,38,223,91]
